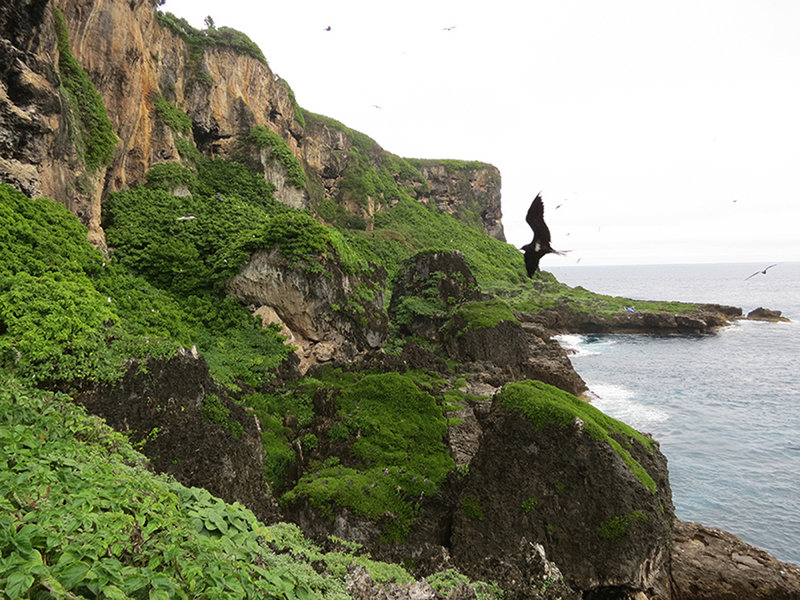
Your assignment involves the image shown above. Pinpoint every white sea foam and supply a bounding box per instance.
[553,333,615,357]
[589,382,669,429]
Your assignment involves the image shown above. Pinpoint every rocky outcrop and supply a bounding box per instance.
[671,520,800,599]
[389,250,485,341]
[77,348,279,523]
[387,250,586,396]
[527,303,742,336]
[746,307,791,322]
[226,248,388,372]
[449,386,674,599]
[0,0,108,245]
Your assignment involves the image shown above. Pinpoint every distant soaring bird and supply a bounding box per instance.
[521,193,565,277]
[745,264,777,280]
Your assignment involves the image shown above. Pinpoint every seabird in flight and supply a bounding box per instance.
[521,193,564,277]
[745,264,777,280]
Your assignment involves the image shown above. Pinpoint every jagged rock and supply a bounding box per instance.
[746,307,790,322]
[671,520,800,599]
[77,349,279,523]
[443,309,587,396]
[227,248,387,372]
[0,0,107,246]
[449,385,674,598]
[389,250,485,341]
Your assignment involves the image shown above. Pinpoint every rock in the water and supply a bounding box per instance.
[746,307,791,322]
[671,520,800,599]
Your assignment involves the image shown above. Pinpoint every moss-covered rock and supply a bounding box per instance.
[388,250,484,340]
[449,380,674,597]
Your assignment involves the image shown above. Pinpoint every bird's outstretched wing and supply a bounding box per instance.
[744,263,778,280]
[525,193,551,245]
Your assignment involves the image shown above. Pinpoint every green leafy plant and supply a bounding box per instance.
[153,95,193,135]
[281,373,455,541]
[200,394,245,438]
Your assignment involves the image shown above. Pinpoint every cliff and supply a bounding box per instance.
[0,0,505,249]
[1,1,797,599]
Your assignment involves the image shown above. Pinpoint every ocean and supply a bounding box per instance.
[547,262,800,565]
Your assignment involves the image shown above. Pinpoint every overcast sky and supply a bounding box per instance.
[163,0,800,266]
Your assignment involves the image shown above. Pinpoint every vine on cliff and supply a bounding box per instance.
[53,7,117,171]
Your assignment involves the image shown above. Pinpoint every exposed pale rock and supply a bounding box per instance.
[227,248,387,372]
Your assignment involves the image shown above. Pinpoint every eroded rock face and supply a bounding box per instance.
[671,520,800,600]
[78,349,279,523]
[226,249,388,372]
[413,162,504,241]
[1,0,505,248]
[0,0,107,245]
[449,396,674,598]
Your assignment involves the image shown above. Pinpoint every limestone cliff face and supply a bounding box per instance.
[1,0,505,245]
[412,161,504,241]
[0,0,107,245]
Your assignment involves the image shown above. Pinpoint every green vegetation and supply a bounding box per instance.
[460,494,484,521]
[278,79,306,127]
[0,179,290,389]
[145,162,197,191]
[153,95,193,135]
[200,394,245,438]
[445,299,519,335]
[53,7,117,171]
[0,381,434,599]
[282,373,454,541]
[246,126,307,189]
[0,10,687,594]
[497,270,702,317]
[303,112,427,212]
[427,569,504,600]
[155,11,267,66]
[596,510,649,540]
[497,380,657,493]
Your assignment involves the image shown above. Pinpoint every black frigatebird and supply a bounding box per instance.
[521,193,564,277]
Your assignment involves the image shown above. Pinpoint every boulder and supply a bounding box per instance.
[746,307,791,322]
[449,381,674,598]
[77,349,278,523]
[671,520,800,599]
[389,250,484,341]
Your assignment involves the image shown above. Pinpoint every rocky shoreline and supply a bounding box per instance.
[75,251,799,599]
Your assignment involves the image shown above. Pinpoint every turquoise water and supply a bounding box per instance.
[548,262,800,565]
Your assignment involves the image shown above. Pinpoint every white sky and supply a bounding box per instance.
[163,0,800,266]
